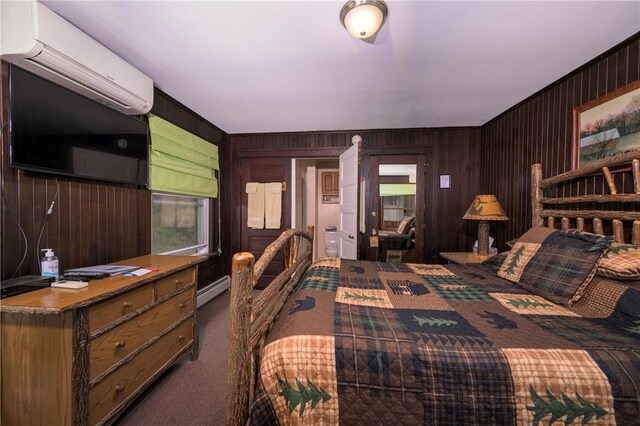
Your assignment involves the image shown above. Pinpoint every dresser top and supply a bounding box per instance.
[1,255,206,314]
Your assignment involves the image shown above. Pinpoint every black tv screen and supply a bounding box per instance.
[9,66,148,186]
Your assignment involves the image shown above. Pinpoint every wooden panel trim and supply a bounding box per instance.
[363,146,434,155]
[633,159,640,193]
[234,146,347,158]
[72,308,90,425]
[230,125,479,138]
[190,264,200,361]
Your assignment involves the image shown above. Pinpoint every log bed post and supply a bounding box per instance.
[226,226,315,426]
[532,163,544,227]
[632,159,640,194]
[226,252,255,426]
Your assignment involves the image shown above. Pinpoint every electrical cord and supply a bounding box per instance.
[0,122,30,278]
[35,177,60,273]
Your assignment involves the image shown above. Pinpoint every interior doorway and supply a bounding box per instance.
[292,158,340,260]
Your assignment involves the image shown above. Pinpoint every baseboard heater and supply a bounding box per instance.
[197,275,230,308]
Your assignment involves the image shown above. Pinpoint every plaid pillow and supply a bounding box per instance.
[497,227,614,305]
[597,243,640,280]
[570,275,640,318]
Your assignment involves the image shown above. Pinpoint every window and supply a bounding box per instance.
[380,195,416,231]
[152,193,209,255]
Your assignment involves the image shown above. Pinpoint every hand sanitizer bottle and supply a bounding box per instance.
[41,248,59,279]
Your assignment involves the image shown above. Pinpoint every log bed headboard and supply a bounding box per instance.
[532,151,640,244]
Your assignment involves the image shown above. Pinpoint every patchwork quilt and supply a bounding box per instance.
[250,258,640,425]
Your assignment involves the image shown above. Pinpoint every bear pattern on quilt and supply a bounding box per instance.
[250,258,640,425]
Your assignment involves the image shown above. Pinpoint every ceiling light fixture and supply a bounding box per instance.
[340,0,388,39]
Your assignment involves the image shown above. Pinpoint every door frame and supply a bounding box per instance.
[362,146,434,263]
[232,147,350,258]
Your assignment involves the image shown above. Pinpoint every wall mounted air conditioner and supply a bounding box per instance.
[0,1,153,115]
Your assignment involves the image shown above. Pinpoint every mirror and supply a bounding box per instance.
[378,164,417,231]
[376,163,418,262]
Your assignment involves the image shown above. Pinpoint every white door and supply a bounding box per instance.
[339,143,359,259]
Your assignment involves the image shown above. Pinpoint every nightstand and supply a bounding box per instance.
[440,252,490,265]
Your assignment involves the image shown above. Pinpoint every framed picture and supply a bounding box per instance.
[439,174,451,189]
[573,81,640,168]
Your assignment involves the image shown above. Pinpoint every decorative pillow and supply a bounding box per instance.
[497,227,614,305]
[396,216,415,235]
[569,275,640,319]
[596,243,640,280]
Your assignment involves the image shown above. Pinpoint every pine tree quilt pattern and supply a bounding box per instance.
[250,259,640,425]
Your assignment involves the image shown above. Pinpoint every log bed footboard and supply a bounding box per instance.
[226,226,314,426]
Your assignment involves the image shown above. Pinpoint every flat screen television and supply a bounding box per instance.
[9,65,149,186]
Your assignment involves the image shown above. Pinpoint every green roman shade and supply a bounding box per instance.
[148,115,219,198]
[379,184,416,197]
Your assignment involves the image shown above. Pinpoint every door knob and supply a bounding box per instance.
[371,212,377,217]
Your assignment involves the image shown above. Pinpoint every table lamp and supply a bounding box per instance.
[463,195,508,256]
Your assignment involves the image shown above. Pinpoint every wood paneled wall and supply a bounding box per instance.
[1,63,227,287]
[481,34,640,250]
[226,127,481,264]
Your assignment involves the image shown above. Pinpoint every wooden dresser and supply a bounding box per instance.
[1,254,205,425]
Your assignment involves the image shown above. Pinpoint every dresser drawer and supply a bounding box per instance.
[156,267,195,300]
[89,285,154,333]
[90,290,194,382]
[89,320,193,425]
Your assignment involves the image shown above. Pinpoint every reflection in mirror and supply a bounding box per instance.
[377,164,417,263]
[378,164,417,231]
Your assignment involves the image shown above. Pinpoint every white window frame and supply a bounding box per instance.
[151,192,210,256]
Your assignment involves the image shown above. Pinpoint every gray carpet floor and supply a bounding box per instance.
[117,290,230,425]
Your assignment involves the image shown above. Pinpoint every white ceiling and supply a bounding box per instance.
[379,164,416,176]
[43,1,640,134]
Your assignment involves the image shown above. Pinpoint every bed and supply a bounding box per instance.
[227,154,640,426]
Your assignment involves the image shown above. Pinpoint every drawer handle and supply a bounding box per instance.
[122,302,133,308]
[179,335,186,341]
[175,279,182,286]
[115,385,125,393]
[115,341,126,349]
[179,303,186,309]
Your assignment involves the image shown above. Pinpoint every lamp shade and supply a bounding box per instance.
[340,0,388,39]
[463,195,508,221]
